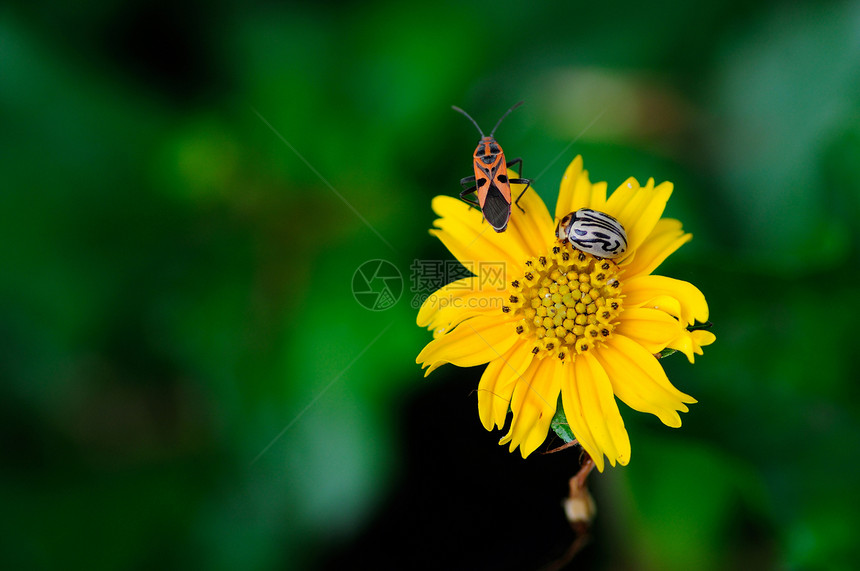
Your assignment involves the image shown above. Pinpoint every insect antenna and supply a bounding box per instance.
[489,100,524,137]
[451,105,485,137]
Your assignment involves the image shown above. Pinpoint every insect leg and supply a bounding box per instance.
[506,157,532,213]
[459,175,486,224]
[459,183,480,209]
[506,157,524,175]
[511,179,532,213]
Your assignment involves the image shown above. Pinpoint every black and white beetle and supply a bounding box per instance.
[556,208,628,258]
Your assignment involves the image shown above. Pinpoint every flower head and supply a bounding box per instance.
[416,156,715,471]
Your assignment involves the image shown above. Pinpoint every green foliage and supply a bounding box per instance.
[550,398,576,444]
[2,0,859,569]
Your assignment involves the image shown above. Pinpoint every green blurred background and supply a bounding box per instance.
[2,0,859,569]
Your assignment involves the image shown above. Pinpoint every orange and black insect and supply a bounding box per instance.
[452,101,532,233]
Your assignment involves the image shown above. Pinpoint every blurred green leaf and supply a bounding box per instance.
[621,436,768,571]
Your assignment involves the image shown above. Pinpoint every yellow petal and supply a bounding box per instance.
[490,340,536,428]
[416,278,507,334]
[477,355,510,431]
[624,275,709,325]
[477,339,533,430]
[416,314,518,375]
[594,335,695,428]
[499,357,561,458]
[431,190,553,272]
[507,175,555,256]
[620,218,692,278]
[554,155,608,221]
[573,353,631,469]
[559,359,604,471]
[431,196,523,269]
[604,178,674,255]
[693,329,716,347]
[669,329,717,363]
[614,307,684,354]
[624,293,682,322]
[667,331,697,363]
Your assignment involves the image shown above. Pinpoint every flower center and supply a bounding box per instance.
[503,242,624,362]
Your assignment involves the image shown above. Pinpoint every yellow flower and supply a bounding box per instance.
[415,156,715,471]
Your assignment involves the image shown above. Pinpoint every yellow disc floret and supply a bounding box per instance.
[506,243,623,362]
